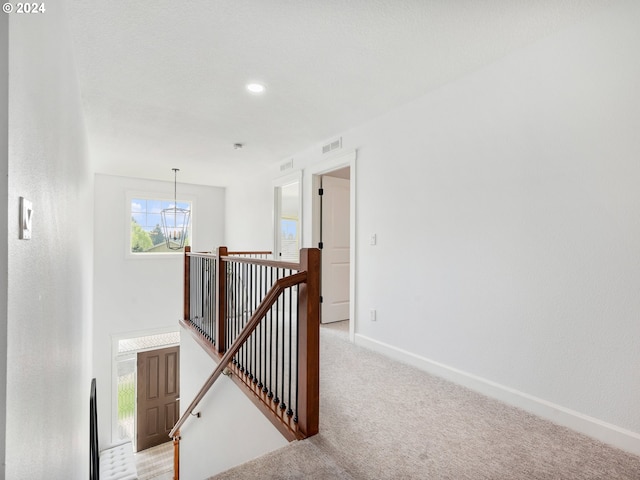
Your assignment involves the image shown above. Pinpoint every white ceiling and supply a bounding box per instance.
[65,0,608,186]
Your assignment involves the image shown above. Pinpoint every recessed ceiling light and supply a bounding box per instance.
[246,83,265,94]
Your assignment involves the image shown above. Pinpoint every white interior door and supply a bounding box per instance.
[321,175,350,323]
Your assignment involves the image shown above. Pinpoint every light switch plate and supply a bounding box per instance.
[19,197,33,240]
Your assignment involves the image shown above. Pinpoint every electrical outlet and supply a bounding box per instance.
[370,309,377,321]
[370,233,377,246]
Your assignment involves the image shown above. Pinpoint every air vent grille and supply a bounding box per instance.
[280,159,294,172]
[322,137,342,154]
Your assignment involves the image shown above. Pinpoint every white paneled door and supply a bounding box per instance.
[320,175,350,323]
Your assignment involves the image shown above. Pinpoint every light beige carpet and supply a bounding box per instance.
[212,321,640,479]
[135,441,173,480]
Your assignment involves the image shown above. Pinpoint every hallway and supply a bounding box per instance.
[211,322,640,479]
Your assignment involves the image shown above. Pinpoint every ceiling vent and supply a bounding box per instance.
[280,159,294,172]
[322,137,342,154]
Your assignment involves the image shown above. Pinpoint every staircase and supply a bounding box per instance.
[172,246,321,479]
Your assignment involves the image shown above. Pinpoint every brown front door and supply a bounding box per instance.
[136,346,180,452]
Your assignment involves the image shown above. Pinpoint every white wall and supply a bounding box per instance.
[93,173,225,447]
[225,177,273,251]
[179,328,289,479]
[5,4,94,478]
[0,12,9,479]
[226,2,640,454]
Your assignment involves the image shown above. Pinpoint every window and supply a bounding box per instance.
[130,197,192,254]
[274,175,301,262]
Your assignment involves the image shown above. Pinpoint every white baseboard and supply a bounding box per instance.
[354,333,640,456]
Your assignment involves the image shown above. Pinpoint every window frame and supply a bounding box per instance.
[125,190,196,259]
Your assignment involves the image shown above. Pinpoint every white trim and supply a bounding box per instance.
[354,333,640,456]
[305,150,357,342]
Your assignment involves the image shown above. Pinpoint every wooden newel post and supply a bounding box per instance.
[297,247,321,437]
[183,246,191,322]
[172,432,180,480]
[216,246,228,354]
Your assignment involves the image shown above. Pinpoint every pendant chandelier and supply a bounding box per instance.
[161,168,191,251]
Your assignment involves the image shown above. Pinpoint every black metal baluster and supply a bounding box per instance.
[241,262,247,374]
[280,269,287,411]
[209,258,212,338]
[294,286,299,422]
[246,261,251,371]
[238,261,242,331]
[207,258,211,340]
[215,258,218,343]
[214,257,218,348]
[256,264,263,388]
[252,263,258,384]
[287,282,293,416]
[189,256,194,322]
[229,261,236,365]
[197,257,202,331]
[193,257,198,328]
[255,264,260,383]
[265,266,273,395]
[273,268,281,406]
[229,260,233,353]
[261,265,268,392]
[231,261,236,360]
[234,261,241,367]
[190,256,194,324]
[241,262,245,360]
[196,257,201,331]
[198,257,202,332]
[204,257,207,334]
[197,257,201,329]
[206,258,210,337]
[235,262,243,370]
[252,263,258,382]
[204,258,208,338]
[233,261,237,345]
[210,258,213,340]
[246,262,251,379]
[204,258,208,339]
[263,266,268,391]
[198,257,202,330]
[202,257,206,334]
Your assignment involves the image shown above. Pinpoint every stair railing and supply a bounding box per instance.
[171,246,320,441]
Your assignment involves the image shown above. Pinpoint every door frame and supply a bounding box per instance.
[110,327,180,446]
[306,150,357,341]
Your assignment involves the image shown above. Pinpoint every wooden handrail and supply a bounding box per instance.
[220,255,300,270]
[185,250,293,269]
[185,251,217,259]
[228,250,272,256]
[184,250,272,259]
[169,270,308,438]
